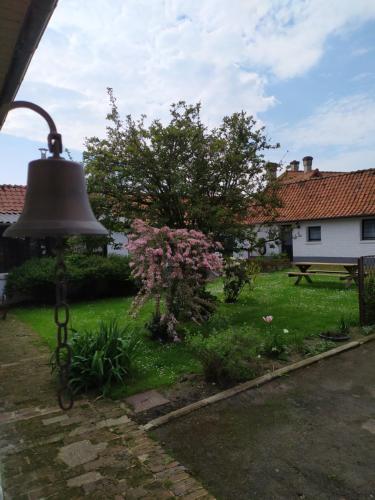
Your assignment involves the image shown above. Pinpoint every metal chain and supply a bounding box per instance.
[54,241,73,410]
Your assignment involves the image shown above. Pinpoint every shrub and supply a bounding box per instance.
[145,312,176,343]
[223,259,260,303]
[66,319,141,395]
[188,328,260,384]
[128,219,223,341]
[6,254,136,304]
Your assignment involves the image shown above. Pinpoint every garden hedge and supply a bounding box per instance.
[252,255,290,272]
[5,254,137,304]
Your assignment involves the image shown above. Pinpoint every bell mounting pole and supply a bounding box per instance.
[2,100,63,157]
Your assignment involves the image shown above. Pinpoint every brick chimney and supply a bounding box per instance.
[266,161,278,180]
[303,156,313,173]
[290,160,300,172]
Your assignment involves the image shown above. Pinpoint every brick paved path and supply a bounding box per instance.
[0,317,212,499]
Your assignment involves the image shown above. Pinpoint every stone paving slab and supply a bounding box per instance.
[125,390,170,413]
[0,316,213,499]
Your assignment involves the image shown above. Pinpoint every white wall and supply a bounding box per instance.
[235,225,282,259]
[292,217,375,262]
[107,232,128,256]
[0,273,7,298]
[257,225,282,257]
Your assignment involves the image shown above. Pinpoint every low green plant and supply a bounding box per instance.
[64,318,142,395]
[260,317,307,358]
[261,330,288,357]
[289,330,305,353]
[361,325,375,336]
[223,259,260,303]
[302,340,336,357]
[338,315,354,334]
[339,316,350,335]
[188,327,260,384]
[260,317,289,358]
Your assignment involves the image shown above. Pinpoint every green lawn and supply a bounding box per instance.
[13,271,358,396]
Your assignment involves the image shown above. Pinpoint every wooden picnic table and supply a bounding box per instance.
[288,261,359,287]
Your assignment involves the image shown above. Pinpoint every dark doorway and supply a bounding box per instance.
[281,225,293,260]
[0,226,44,273]
[0,227,31,272]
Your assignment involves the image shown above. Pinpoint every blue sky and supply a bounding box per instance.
[1,0,375,184]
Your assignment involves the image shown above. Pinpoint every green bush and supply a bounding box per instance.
[223,259,260,303]
[6,254,136,303]
[188,328,260,384]
[253,254,290,272]
[66,319,141,395]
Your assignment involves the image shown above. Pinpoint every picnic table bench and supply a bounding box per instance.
[288,261,359,287]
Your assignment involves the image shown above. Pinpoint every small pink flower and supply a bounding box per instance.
[262,316,273,324]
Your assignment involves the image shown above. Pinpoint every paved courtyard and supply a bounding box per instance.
[154,341,375,500]
[1,315,374,499]
[0,317,212,499]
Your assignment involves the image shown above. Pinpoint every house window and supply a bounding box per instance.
[362,219,375,240]
[307,226,321,242]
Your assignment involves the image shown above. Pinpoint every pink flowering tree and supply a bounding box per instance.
[127,219,223,341]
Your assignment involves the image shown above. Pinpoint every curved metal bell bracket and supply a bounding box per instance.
[1,101,63,157]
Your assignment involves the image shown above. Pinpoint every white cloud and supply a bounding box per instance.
[317,148,375,171]
[273,93,375,172]
[279,94,375,149]
[352,47,371,57]
[3,0,375,150]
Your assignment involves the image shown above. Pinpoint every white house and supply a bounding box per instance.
[108,232,128,256]
[248,157,375,262]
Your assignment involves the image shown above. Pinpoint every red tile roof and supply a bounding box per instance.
[278,168,346,184]
[0,185,26,214]
[249,169,375,224]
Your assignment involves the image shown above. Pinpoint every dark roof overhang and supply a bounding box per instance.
[0,0,58,128]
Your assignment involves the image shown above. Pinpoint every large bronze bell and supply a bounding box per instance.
[2,101,107,239]
[4,156,107,238]
[1,101,108,411]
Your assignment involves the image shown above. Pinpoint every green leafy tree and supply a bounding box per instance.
[84,88,280,254]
